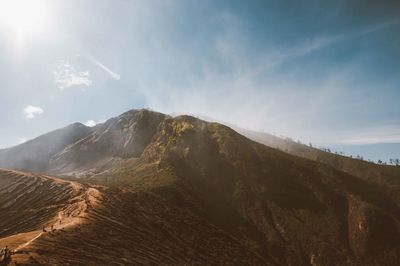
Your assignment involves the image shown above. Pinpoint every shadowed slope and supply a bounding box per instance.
[235,127,400,198]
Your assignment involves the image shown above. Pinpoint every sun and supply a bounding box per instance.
[0,0,47,36]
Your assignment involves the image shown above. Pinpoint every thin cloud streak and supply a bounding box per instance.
[268,19,400,67]
[85,55,121,80]
[327,125,400,145]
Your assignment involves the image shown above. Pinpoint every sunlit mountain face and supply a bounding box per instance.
[0,0,399,265]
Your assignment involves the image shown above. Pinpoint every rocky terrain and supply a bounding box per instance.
[0,109,399,265]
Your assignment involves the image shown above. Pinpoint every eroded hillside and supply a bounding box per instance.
[0,168,101,265]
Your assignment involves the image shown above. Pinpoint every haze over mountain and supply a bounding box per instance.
[1,109,399,265]
[0,123,92,173]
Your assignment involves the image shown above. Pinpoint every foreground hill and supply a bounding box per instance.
[1,109,400,265]
[0,168,101,265]
[0,168,78,238]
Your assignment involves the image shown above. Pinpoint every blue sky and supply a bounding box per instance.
[0,0,399,162]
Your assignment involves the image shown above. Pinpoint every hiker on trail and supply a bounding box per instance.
[1,245,11,262]
[4,246,9,255]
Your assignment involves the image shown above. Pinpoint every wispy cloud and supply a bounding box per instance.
[84,119,106,127]
[84,120,97,127]
[210,16,400,81]
[334,125,400,145]
[272,19,400,66]
[84,55,121,80]
[53,61,93,89]
[23,105,43,119]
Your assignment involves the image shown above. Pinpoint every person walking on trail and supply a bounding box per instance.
[1,245,11,263]
[5,246,10,258]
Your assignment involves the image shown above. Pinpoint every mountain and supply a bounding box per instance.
[0,109,399,265]
[0,109,168,175]
[0,123,92,173]
[48,109,168,175]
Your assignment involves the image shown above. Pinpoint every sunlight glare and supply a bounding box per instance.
[0,0,47,35]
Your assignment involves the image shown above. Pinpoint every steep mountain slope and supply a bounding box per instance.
[235,127,400,204]
[48,109,168,175]
[1,110,400,265]
[0,123,92,173]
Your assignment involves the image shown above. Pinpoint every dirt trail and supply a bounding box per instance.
[0,176,102,265]
[51,183,102,231]
[14,232,43,251]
